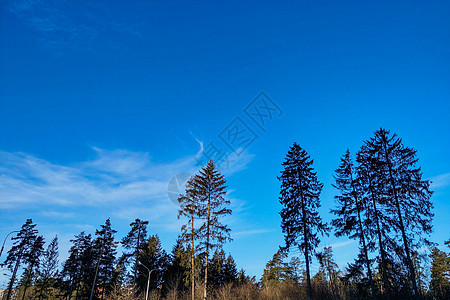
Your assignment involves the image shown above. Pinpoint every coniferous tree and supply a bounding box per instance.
[35,235,59,299]
[316,246,339,298]
[222,254,238,285]
[92,218,118,299]
[288,256,305,284]
[121,218,149,284]
[278,143,328,300]
[163,238,190,294]
[331,149,375,296]
[261,249,292,286]
[357,146,393,298]
[197,160,231,300]
[179,160,231,300]
[362,128,434,298]
[3,219,41,300]
[209,249,227,288]
[19,235,45,300]
[136,235,168,293]
[207,249,237,288]
[429,247,450,299]
[62,231,95,299]
[178,175,202,300]
[236,268,254,285]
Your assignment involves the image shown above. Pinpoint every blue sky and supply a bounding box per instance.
[1,0,449,286]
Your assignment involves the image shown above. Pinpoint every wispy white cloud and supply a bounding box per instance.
[429,173,450,189]
[0,145,254,227]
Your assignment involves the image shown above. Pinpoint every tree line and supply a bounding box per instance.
[1,128,449,300]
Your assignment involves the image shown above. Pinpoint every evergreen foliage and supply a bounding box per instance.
[278,143,329,300]
[121,218,149,284]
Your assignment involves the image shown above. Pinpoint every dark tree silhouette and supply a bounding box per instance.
[194,160,231,300]
[362,128,434,298]
[92,218,118,299]
[3,219,41,300]
[179,160,231,300]
[63,232,95,299]
[278,143,329,300]
[178,175,203,300]
[357,143,393,298]
[121,218,149,284]
[136,235,168,293]
[35,235,59,299]
[316,246,339,298]
[331,149,375,296]
[163,237,190,294]
[19,235,45,300]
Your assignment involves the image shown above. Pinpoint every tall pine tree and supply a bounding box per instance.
[195,160,231,300]
[35,235,59,299]
[62,232,95,299]
[363,128,433,298]
[3,219,41,300]
[92,218,118,299]
[331,149,375,296]
[178,175,202,300]
[19,235,45,300]
[178,160,231,300]
[121,218,149,284]
[278,143,328,300]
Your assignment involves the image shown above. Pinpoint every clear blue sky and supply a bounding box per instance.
[1,0,449,286]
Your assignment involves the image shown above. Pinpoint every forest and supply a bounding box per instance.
[1,128,449,300]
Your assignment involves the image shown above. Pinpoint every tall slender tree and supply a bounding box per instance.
[195,160,231,300]
[363,128,434,298]
[3,219,41,300]
[19,235,45,300]
[357,145,392,298]
[62,231,95,299]
[331,149,375,296]
[121,218,149,284]
[178,160,231,300]
[35,235,59,299]
[178,175,202,300]
[278,143,328,300]
[92,218,118,299]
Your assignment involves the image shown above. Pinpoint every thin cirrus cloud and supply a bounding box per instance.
[0,145,254,225]
[429,172,450,189]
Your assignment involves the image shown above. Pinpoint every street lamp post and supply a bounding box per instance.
[1,229,38,259]
[138,261,161,300]
[0,231,19,259]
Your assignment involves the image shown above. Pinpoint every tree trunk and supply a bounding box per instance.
[134,227,141,284]
[298,171,311,300]
[6,255,21,300]
[382,140,418,299]
[191,214,195,300]
[203,191,211,300]
[351,171,375,297]
[67,277,74,300]
[369,183,390,300]
[21,283,29,300]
